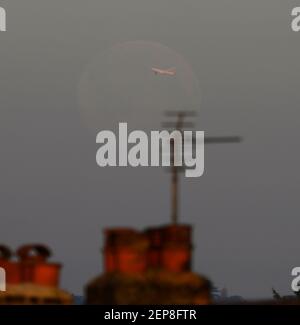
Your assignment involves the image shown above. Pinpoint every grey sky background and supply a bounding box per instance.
[0,1,300,298]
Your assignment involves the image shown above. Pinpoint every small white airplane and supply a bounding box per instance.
[151,67,176,76]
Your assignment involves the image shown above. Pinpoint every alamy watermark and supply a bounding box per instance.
[96,123,204,178]
[291,267,300,292]
[292,7,300,31]
[0,6,6,32]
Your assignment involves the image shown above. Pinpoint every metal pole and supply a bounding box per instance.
[171,139,178,224]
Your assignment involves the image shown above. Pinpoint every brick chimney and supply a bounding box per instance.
[103,228,148,274]
[17,244,61,287]
[0,244,61,287]
[103,224,192,274]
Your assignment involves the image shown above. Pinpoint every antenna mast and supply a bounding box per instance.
[163,111,196,224]
[162,110,242,225]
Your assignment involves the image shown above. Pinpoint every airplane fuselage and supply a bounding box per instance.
[152,68,176,76]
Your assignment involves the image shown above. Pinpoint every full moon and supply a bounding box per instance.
[79,40,201,134]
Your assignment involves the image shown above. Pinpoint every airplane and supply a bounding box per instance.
[151,67,176,76]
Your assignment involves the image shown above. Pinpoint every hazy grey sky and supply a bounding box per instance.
[0,1,300,298]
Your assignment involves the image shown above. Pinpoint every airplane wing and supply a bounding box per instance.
[166,67,176,73]
[152,67,176,75]
[152,68,161,73]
